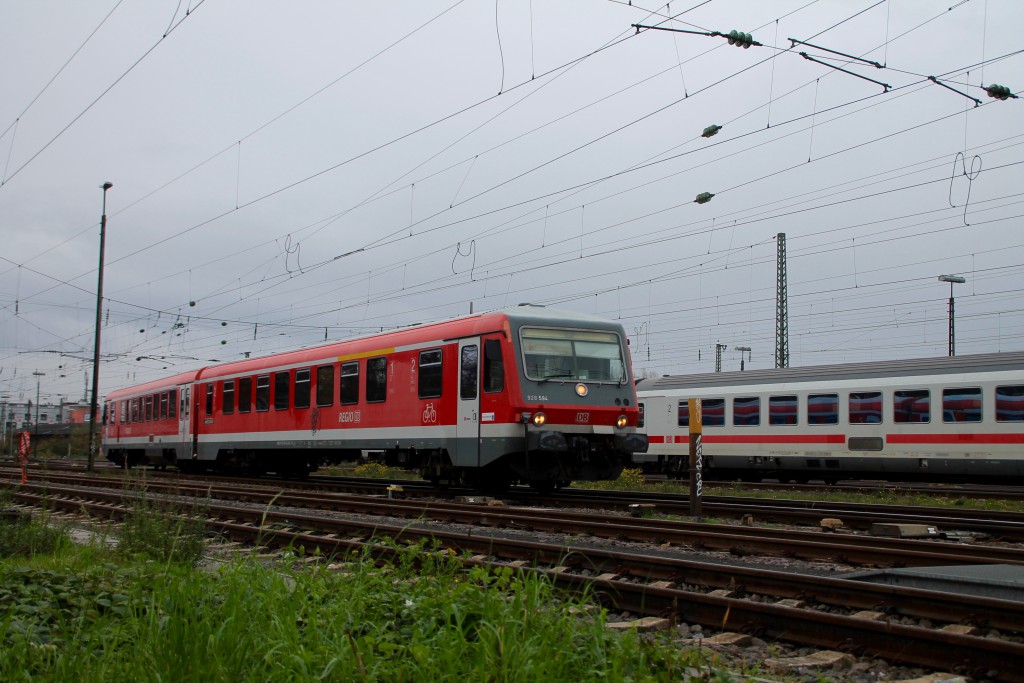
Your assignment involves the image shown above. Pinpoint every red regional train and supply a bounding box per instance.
[634,351,1024,483]
[102,305,648,491]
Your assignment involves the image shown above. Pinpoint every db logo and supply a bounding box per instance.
[422,403,437,423]
[576,412,590,423]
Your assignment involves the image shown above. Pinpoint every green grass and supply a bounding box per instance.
[0,496,741,682]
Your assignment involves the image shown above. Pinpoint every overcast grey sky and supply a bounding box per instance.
[1,0,1022,406]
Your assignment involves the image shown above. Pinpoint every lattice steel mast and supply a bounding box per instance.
[775,232,789,368]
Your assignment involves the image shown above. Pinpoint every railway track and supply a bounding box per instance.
[8,472,1024,568]
[4,476,1024,680]
[7,465,1024,540]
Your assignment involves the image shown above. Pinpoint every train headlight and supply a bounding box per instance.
[616,414,628,429]
[575,383,588,397]
[532,412,547,426]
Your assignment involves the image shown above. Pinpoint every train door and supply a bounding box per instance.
[456,338,481,466]
[178,386,192,459]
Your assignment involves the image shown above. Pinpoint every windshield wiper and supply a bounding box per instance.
[536,373,575,383]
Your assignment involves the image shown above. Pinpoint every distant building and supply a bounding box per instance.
[1,399,92,432]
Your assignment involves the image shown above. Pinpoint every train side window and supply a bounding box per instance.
[295,369,311,409]
[316,365,335,407]
[677,400,689,427]
[849,391,882,424]
[256,375,270,412]
[366,357,387,403]
[238,377,252,413]
[483,339,504,393]
[733,396,760,426]
[702,398,725,427]
[996,385,1024,422]
[893,389,929,423]
[807,394,838,425]
[638,402,645,429]
[419,349,443,399]
[769,395,798,425]
[222,380,235,415]
[159,392,168,420]
[168,389,177,419]
[340,362,359,405]
[204,385,214,416]
[943,387,981,423]
[274,371,291,410]
[460,345,478,400]
[119,400,126,423]
[147,395,155,421]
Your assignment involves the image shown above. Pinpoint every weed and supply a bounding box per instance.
[353,461,409,479]
[0,507,68,558]
[116,482,207,566]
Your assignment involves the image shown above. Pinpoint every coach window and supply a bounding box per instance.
[256,375,270,412]
[223,380,235,415]
[733,396,760,426]
[677,400,689,427]
[316,365,334,407]
[460,345,478,400]
[340,361,359,405]
[274,371,291,410]
[483,339,504,393]
[943,387,982,423]
[894,389,929,423]
[996,385,1024,422]
[160,392,169,420]
[807,394,838,424]
[120,401,126,423]
[295,369,311,409]
[367,357,387,403]
[703,398,725,427]
[238,377,252,413]
[168,389,177,419]
[205,384,214,416]
[146,395,154,421]
[849,391,882,424]
[769,395,798,425]
[419,349,443,399]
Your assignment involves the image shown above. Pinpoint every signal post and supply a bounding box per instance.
[688,398,702,521]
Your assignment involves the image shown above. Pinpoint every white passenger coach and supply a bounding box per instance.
[635,352,1024,483]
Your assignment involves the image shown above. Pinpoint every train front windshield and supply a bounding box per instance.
[521,327,627,383]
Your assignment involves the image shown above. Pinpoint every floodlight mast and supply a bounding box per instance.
[937,275,966,357]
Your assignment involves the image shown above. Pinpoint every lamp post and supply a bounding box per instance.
[735,346,751,371]
[32,371,45,456]
[937,275,965,357]
[88,182,113,472]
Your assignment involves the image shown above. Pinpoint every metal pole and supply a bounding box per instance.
[88,182,113,472]
[948,283,955,357]
[32,371,44,457]
[938,275,964,358]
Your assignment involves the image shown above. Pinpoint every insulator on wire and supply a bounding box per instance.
[727,30,753,48]
[984,84,1016,100]
[702,125,722,138]
[694,192,715,204]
